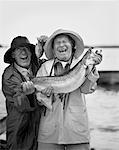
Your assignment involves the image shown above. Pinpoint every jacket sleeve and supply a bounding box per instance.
[80,67,99,94]
[2,72,35,112]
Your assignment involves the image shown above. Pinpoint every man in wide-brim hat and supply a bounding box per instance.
[2,36,45,150]
[36,29,101,150]
[44,29,84,60]
[4,36,38,65]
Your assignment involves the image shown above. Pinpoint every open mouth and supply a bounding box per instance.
[20,56,28,60]
[58,47,67,53]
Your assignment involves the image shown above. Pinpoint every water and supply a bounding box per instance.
[86,87,119,150]
[0,87,119,150]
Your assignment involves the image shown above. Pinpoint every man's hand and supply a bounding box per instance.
[21,81,35,95]
[41,86,54,97]
[35,35,48,58]
[83,49,102,66]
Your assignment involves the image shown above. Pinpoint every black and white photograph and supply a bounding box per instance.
[0,0,119,150]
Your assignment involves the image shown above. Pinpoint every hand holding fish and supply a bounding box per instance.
[41,86,54,97]
[21,81,35,95]
[82,48,102,67]
[35,35,48,58]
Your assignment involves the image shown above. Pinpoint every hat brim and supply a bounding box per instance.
[4,43,35,64]
[44,29,84,59]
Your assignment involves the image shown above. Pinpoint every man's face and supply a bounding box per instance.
[53,35,73,62]
[12,46,31,68]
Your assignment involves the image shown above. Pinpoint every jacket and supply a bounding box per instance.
[2,61,44,150]
[36,57,99,144]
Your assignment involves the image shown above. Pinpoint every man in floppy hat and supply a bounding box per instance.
[36,29,102,150]
[2,36,47,150]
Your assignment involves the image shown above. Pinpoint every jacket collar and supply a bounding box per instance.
[14,63,32,77]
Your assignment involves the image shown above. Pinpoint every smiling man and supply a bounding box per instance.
[13,46,32,68]
[2,36,45,150]
[52,34,73,62]
[36,29,102,150]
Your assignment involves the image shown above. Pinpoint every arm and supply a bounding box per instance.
[80,66,99,94]
[80,48,102,94]
[35,35,48,59]
[2,72,35,112]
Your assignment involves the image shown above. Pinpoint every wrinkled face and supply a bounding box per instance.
[12,46,31,68]
[53,35,73,62]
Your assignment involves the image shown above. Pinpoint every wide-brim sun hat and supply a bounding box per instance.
[44,29,84,59]
[4,36,36,64]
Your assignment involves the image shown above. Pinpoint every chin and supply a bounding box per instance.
[62,56,70,61]
[20,62,30,68]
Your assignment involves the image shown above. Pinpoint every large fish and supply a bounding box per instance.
[32,48,102,93]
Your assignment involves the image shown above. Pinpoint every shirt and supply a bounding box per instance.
[14,63,33,81]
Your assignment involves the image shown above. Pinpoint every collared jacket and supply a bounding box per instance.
[2,61,44,150]
[37,57,99,144]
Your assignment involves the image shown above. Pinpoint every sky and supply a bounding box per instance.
[0,0,119,45]
[0,0,119,87]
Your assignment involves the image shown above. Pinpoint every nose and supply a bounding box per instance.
[21,50,26,55]
[59,42,64,47]
[21,47,28,54]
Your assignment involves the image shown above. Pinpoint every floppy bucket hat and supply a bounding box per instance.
[44,29,84,59]
[4,36,36,64]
